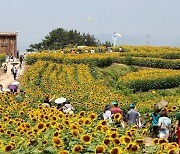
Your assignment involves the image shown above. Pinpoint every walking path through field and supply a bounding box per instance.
[0,61,26,90]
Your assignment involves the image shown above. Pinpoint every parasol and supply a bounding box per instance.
[55,97,66,104]
[11,81,20,85]
[10,62,19,65]
[8,85,18,90]
[155,100,168,110]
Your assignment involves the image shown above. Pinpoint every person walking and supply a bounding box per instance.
[175,112,180,146]
[126,104,140,126]
[150,109,160,138]
[103,104,112,126]
[19,55,23,64]
[158,110,171,139]
[12,66,18,80]
[3,64,7,73]
[111,101,123,115]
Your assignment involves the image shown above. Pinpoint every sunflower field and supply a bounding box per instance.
[0,46,180,153]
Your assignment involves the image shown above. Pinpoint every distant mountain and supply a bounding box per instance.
[96,33,180,47]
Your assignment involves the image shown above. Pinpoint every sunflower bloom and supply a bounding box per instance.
[110,147,123,154]
[58,150,69,154]
[72,144,83,153]
[103,138,111,146]
[95,145,105,154]
[81,134,92,144]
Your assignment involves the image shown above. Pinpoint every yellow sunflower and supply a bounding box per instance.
[58,150,69,154]
[135,139,145,145]
[110,147,123,154]
[131,143,139,152]
[121,135,131,145]
[158,138,168,145]
[81,134,92,144]
[167,148,179,154]
[37,122,45,130]
[152,138,159,144]
[4,145,13,152]
[95,145,105,154]
[103,138,111,146]
[72,130,79,138]
[113,138,121,146]
[114,113,122,121]
[72,144,83,153]
[53,137,63,146]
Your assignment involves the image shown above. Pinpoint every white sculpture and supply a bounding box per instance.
[112,33,122,47]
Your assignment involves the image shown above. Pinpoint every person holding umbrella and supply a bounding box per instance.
[8,84,18,93]
[55,97,67,111]
[55,97,74,114]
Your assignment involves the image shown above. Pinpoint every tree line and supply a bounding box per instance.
[28,28,112,52]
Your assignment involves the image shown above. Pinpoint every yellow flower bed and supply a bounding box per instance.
[118,68,180,92]
[0,91,178,153]
[118,68,180,82]
[21,61,126,111]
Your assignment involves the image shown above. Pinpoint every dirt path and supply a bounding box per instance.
[0,61,26,91]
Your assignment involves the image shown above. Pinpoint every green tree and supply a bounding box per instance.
[29,28,100,51]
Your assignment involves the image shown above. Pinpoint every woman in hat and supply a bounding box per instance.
[42,94,55,109]
[103,104,112,126]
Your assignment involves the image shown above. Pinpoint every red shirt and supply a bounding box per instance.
[111,107,123,115]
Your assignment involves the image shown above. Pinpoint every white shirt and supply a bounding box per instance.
[158,117,171,139]
[103,110,112,120]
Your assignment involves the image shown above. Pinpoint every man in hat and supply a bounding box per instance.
[126,104,140,126]
[111,101,123,115]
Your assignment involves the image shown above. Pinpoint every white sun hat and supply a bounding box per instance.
[55,97,67,104]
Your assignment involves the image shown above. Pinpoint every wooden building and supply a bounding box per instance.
[0,32,18,56]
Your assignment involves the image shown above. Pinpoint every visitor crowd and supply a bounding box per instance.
[102,101,180,147]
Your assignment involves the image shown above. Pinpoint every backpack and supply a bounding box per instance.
[159,118,167,130]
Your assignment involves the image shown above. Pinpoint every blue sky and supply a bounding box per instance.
[0,0,180,52]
